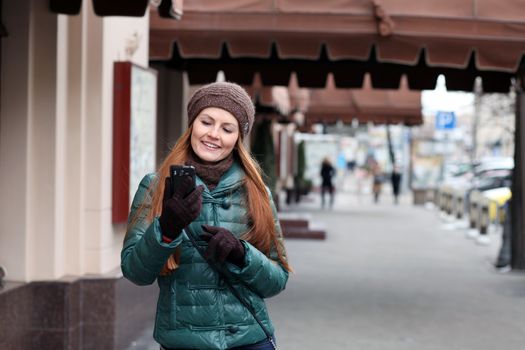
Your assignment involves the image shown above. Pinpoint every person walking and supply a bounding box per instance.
[320,157,335,209]
[370,160,383,204]
[391,166,402,204]
[121,82,291,350]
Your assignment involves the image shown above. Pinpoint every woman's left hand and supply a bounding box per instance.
[200,225,245,266]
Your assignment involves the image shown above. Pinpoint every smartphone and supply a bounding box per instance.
[170,165,196,197]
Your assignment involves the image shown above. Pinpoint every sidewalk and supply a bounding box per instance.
[269,188,525,349]
[127,188,525,350]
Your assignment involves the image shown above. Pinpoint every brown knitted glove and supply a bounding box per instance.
[200,225,246,266]
[159,176,204,240]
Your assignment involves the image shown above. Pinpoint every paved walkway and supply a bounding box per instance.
[270,188,525,350]
[128,185,525,350]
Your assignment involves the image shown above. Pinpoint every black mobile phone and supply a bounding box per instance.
[170,165,196,197]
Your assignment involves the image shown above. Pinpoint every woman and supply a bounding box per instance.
[121,82,291,350]
[390,166,402,204]
[320,157,335,209]
[371,160,383,204]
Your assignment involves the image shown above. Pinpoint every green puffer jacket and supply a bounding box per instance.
[121,162,289,350]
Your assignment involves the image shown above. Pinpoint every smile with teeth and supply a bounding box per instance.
[202,141,220,150]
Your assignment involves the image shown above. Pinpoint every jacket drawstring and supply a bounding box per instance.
[202,196,222,225]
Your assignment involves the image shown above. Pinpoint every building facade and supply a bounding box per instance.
[0,2,183,348]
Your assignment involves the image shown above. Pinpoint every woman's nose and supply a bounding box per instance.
[207,127,220,138]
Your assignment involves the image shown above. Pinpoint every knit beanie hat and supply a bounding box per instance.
[187,82,255,137]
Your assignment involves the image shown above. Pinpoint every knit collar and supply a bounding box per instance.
[186,151,234,191]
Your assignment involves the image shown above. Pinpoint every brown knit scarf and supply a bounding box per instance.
[186,151,234,191]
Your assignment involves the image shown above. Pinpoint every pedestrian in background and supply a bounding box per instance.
[320,157,336,209]
[391,166,402,204]
[121,82,290,350]
[370,159,383,203]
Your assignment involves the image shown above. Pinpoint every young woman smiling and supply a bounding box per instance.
[121,82,291,350]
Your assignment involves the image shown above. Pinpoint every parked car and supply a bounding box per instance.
[473,157,513,177]
[465,169,512,209]
[438,157,513,217]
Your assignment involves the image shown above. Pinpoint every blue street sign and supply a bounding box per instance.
[435,111,456,130]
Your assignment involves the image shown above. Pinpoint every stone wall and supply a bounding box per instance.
[0,276,157,349]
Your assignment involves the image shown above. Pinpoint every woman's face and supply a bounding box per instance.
[191,107,240,163]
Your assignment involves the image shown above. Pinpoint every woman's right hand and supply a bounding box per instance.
[159,176,204,240]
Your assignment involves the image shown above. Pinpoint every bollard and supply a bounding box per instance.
[468,193,478,229]
[495,201,511,268]
[445,188,450,214]
[446,190,453,216]
[439,188,446,212]
[454,191,464,219]
[497,203,507,226]
[433,188,441,207]
[449,192,455,216]
[458,195,464,219]
[437,187,445,213]
[478,202,489,235]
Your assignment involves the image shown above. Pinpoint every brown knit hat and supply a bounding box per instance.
[187,82,255,137]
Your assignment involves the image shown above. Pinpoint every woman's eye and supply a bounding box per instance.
[223,128,233,134]
[201,120,211,126]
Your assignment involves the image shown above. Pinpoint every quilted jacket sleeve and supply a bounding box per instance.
[120,174,184,286]
[226,189,289,298]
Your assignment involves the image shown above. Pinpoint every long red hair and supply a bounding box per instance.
[128,126,291,273]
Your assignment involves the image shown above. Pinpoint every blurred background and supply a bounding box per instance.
[1,1,524,349]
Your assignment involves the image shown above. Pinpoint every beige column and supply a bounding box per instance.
[57,9,88,276]
[0,0,60,281]
[0,0,31,281]
[83,4,150,274]
[56,3,151,276]
[0,0,151,281]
